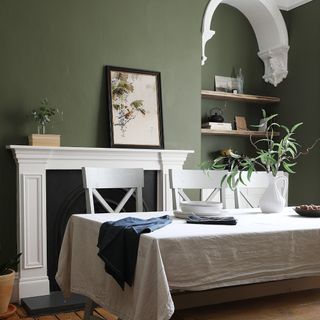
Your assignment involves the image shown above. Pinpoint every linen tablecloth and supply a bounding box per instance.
[56,208,320,320]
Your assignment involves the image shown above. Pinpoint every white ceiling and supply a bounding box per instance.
[274,0,313,10]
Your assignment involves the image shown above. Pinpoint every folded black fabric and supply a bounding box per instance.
[186,215,237,225]
[97,215,172,290]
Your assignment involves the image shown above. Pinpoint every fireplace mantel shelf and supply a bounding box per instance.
[8,145,194,169]
[8,144,194,300]
[7,145,193,153]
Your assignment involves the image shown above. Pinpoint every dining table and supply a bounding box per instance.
[56,208,320,320]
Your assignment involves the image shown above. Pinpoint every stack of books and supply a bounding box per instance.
[202,122,233,131]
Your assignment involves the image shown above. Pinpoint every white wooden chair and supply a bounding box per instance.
[82,167,144,213]
[82,167,144,320]
[169,169,229,209]
[233,171,289,208]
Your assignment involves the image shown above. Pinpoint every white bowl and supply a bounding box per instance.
[180,201,223,216]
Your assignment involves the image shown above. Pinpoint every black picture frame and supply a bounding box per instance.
[106,65,164,149]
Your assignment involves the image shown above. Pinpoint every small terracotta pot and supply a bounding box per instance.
[0,270,15,314]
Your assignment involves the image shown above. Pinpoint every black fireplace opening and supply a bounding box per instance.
[46,169,157,292]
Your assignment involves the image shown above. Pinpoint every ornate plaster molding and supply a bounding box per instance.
[201,0,220,66]
[258,45,289,87]
[201,29,215,66]
[201,0,290,86]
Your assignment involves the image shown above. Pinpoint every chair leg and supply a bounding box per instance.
[84,297,122,320]
[84,298,95,320]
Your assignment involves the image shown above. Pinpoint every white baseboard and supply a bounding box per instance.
[11,273,50,302]
[19,276,50,299]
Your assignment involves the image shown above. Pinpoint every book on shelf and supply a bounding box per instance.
[202,122,233,131]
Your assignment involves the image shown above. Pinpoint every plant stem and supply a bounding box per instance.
[295,138,320,159]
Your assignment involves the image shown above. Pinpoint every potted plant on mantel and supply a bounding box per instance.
[0,253,21,318]
[204,110,320,213]
[29,98,62,147]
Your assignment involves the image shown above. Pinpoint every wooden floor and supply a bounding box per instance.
[172,289,320,320]
[9,289,320,320]
[7,307,117,320]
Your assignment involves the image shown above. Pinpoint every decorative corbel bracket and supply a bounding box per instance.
[201,30,215,66]
[258,45,289,87]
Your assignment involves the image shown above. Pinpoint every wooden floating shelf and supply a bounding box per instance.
[201,129,280,137]
[201,90,280,104]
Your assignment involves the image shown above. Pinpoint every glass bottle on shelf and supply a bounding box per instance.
[237,68,244,94]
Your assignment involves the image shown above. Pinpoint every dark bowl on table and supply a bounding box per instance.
[294,205,320,217]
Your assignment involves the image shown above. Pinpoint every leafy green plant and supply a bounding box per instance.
[31,98,60,134]
[0,253,22,275]
[203,110,320,189]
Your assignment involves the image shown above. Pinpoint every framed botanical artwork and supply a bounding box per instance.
[106,66,164,149]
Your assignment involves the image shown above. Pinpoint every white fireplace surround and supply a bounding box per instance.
[8,145,193,300]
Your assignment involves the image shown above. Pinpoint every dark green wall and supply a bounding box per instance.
[0,0,207,259]
[201,5,273,162]
[272,0,320,204]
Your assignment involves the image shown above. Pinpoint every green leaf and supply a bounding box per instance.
[277,144,284,154]
[200,161,211,170]
[269,122,280,129]
[230,170,238,190]
[287,140,298,153]
[262,108,266,119]
[213,156,225,163]
[220,174,228,187]
[285,147,296,158]
[238,171,246,186]
[264,113,278,123]
[226,174,233,190]
[291,122,303,133]
[283,162,296,174]
[229,151,241,159]
[234,177,240,188]
[271,166,278,176]
[285,162,297,168]
[212,163,227,169]
[247,166,254,181]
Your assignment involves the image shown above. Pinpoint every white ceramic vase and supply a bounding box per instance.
[259,173,288,213]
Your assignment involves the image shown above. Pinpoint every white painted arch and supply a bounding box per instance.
[202,0,290,86]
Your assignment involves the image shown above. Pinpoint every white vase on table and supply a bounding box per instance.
[259,173,288,213]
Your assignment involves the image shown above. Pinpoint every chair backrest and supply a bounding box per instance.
[169,169,228,210]
[82,167,144,213]
[234,171,289,208]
